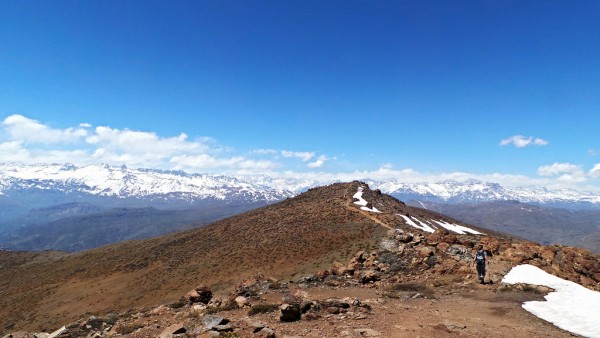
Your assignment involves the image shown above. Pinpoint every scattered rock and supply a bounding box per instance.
[280,303,301,322]
[159,323,186,338]
[48,326,67,338]
[201,315,229,331]
[354,328,381,337]
[356,269,381,284]
[419,246,435,258]
[182,285,212,305]
[256,327,275,338]
[234,296,249,308]
[243,318,266,333]
[212,323,233,332]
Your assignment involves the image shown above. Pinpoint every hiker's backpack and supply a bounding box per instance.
[475,250,486,265]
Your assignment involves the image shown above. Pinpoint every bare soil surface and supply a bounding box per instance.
[91,279,574,338]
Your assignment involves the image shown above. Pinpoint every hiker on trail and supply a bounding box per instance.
[473,245,488,284]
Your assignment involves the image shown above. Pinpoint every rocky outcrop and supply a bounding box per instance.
[181,285,212,305]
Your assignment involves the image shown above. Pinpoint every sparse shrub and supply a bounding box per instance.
[205,302,237,314]
[387,282,427,292]
[378,252,407,274]
[66,322,80,329]
[115,323,144,335]
[425,255,437,267]
[169,301,185,309]
[248,303,280,316]
[268,282,286,290]
[303,312,321,321]
[382,282,434,299]
[103,313,118,325]
[219,332,240,338]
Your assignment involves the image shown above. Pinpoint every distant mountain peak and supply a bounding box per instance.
[0,163,293,205]
[2,163,600,210]
[367,179,600,209]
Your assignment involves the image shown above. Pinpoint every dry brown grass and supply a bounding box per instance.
[0,182,389,332]
[0,181,502,333]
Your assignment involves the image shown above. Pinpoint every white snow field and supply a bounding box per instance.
[396,214,435,233]
[353,187,382,213]
[396,214,482,235]
[432,220,484,235]
[352,186,482,235]
[502,264,600,338]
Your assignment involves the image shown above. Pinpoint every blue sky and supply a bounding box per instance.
[1,1,600,190]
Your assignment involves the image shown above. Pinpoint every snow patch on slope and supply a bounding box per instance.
[432,220,484,235]
[502,264,600,338]
[353,187,382,213]
[397,215,435,233]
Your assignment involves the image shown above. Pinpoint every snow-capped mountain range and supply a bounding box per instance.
[2,163,600,209]
[368,179,600,208]
[0,163,293,203]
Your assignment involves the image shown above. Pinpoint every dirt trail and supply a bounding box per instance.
[343,189,394,230]
[260,283,573,338]
[109,281,573,338]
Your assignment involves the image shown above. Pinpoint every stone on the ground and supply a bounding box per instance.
[280,303,301,322]
[182,285,212,304]
[201,315,229,331]
[159,323,186,338]
[256,327,276,338]
[48,326,67,338]
[234,295,249,308]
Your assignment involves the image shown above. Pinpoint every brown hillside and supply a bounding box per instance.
[2,181,395,331]
[1,181,599,337]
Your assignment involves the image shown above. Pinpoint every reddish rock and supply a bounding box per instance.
[419,247,435,258]
[357,270,381,284]
[442,234,457,245]
[326,307,340,314]
[437,242,450,253]
[316,269,330,279]
[182,285,212,305]
[159,323,186,338]
[479,237,501,253]
[540,247,556,262]
[331,261,349,275]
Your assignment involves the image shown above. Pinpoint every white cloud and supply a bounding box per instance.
[588,149,599,157]
[251,148,278,155]
[281,150,315,162]
[500,135,548,148]
[537,162,582,176]
[0,140,91,165]
[307,155,327,168]
[0,115,282,174]
[170,154,279,171]
[537,162,587,183]
[2,114,88,144]
[0,141,29,162]
[590,164,600,178]
[2,115,600,192]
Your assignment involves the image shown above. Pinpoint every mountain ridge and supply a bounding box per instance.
[1,181,598,337]
[3,163,600,210]
[0,181,491,332]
